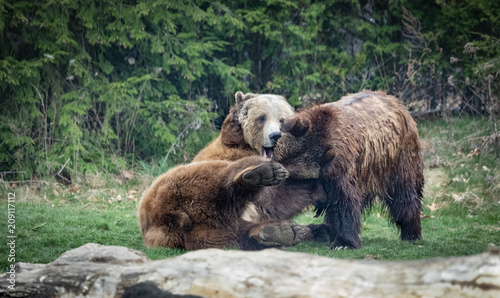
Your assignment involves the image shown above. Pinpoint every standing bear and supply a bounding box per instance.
[274,91,424,249]
[139,92,326,250]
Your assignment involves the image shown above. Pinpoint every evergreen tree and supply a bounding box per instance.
[0,0,498,177]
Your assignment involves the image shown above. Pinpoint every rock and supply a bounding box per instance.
[51,243,150,265]
[1,244,499,297]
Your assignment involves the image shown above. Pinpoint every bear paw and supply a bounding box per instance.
[242,162,289,187]
[257,221,305,247]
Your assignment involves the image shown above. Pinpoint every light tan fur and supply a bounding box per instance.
[241,203,260,222]
[238,95,295,150]
[193,136,255,161]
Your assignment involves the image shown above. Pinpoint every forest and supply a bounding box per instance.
[0,0,499,178]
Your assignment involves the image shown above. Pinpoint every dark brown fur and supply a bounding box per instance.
[275,91,424,249]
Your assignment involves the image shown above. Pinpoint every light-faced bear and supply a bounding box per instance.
[193,92,294,162]
[139,92,327,250]
[274,91,424,249]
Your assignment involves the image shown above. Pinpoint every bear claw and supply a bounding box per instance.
[330,239,359,250]
[242,162,289,187]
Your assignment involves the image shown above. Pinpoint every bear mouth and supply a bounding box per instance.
[262,146,274,160]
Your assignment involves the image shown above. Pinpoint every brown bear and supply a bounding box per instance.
[138,156,290,250]
[193,91,328,248]
[139,92,326,250]
[274,90,424,249]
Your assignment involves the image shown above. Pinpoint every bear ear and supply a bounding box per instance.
[243,93,257,101]
[281,116,310,137]
[235,91,245,105]
[235,91,257,105]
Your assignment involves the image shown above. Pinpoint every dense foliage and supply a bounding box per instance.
[1,0,499,177]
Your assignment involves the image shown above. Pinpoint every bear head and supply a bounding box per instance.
[274,106,335,179]
[234,91,295,160]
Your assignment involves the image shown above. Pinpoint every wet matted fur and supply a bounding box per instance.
[275,90,424,249]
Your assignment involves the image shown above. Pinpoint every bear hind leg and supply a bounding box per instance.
[143,226,184,248]
[184,226,238,250]
[252,220,309,247]
[383,178,423,241]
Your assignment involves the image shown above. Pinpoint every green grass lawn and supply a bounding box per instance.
[1,116,499,271]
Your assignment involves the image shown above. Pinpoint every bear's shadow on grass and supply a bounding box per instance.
[288,237,425,258]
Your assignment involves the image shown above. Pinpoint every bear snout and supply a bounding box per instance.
[269,131,282,145]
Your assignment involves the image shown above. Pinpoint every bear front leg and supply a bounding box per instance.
[235,162,289,188]
[323,178,363,249]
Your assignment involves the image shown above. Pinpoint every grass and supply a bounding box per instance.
[1,116,499,271]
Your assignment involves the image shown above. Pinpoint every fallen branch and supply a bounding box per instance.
[161,119,201,167]
[55,158,72,185]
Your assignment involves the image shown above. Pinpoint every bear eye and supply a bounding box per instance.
[257,115,266,124]
[279,118,285,124]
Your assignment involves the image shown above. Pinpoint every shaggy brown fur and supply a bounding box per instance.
[139,92,326,250]
[275,91,424,249]
[139,157,289,250]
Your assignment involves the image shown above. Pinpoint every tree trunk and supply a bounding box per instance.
[1,243,499,297]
